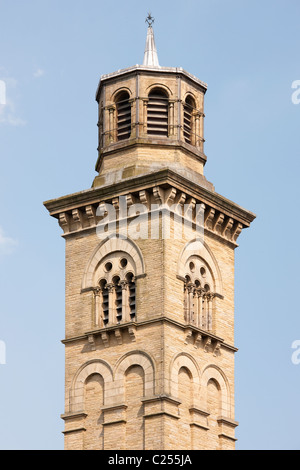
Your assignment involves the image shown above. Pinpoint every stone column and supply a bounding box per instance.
[195,112,200,147]
[184,284,188,323]
[108,106,115,143]
[199,112,205,152]
[120,280,129,323]
[169,100,175,137]
[197,288,204,329]
[187,284,195,324]
[93,287,102,327]
[207,293,214,331]
[142,99,148,136]
[107,284,114,325]
[128,98,135,138]
[203,294,208,330]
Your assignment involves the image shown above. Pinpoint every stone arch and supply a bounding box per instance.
[111,86,133,100]
[69,359,113,413]
[169,352,201,398]
[82,236,145,290]
[112,350,155,404]
[146,82,173,96]
[177,239,223,296]
[200,365,231,418]
[183,91,199,109]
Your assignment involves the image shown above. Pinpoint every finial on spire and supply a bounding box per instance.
[143,13,160,67]
[145,12,155,27]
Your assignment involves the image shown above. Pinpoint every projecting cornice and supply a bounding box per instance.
[95,65,208,102]
[44,168,256,247]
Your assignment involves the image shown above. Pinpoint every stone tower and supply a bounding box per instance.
[44,19,255,450]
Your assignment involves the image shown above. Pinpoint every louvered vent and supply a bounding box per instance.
[102,283,109,326]
[183,96,195,144]
[116,92,131,141]
[114,277,123,323]
[147,89,168,137]
[126,273,136,320]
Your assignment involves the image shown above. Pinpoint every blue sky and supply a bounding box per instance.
[0,0,300,450]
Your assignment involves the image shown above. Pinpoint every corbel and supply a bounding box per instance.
[221,217,234,238]
[114,329,122,345]
[126,194,136,208]
[128,325,136,342]
[212,212,225,234]
[72,208,84,229]
[165,187,177,207]
[88,334,96,351]
[96,201,108,220]
[101,331,109,348]
[213,341,221,357]
[153,186,164,205]
[139,190,151,210]
[85,205,97,226]
[231,222,243,242]
[184,197,196,222]
[184,328,193,345]
[204,207,215,230]
[58,212,71,234]
[194,333,202,349]
[203,337,211,353]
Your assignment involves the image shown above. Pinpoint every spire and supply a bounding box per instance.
[143,13,160,67]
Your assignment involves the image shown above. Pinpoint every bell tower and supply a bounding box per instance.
[44,17,255,450]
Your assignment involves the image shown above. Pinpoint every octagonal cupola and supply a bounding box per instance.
[93,17,211,190]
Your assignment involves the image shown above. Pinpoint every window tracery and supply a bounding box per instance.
[183,256,215,330]
[94,253,136,327]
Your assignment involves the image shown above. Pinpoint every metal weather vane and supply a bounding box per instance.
[145,12,155,27]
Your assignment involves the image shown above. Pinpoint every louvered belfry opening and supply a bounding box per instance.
[126,272,136,321]
[113,276,123,323]
[183,96,196,145]
[116,91,131,141]
[147,88,169,137]
[100,280,109,326]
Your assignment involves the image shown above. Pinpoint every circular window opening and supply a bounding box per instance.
[200,267,206,277]
[204,284,210,292]
[104,262,113,272]
[189,261,195,272]
[120,258,128,269]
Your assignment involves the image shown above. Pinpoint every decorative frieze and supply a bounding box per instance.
[55,184,248,246]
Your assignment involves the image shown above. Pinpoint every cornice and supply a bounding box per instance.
[44,168,256,247]
[96,65,208,102]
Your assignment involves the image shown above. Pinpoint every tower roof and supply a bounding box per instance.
[143,14,159,67]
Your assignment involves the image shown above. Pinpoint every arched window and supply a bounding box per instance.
[84,373,104,449]
[207,378,222,450]
[95,254,136,326]
[183,257,215,330]
[125,365,144,449]
[178,366,193,449]
[183,95,196,144]
[147,88,169,137]
[116,91,131,141]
